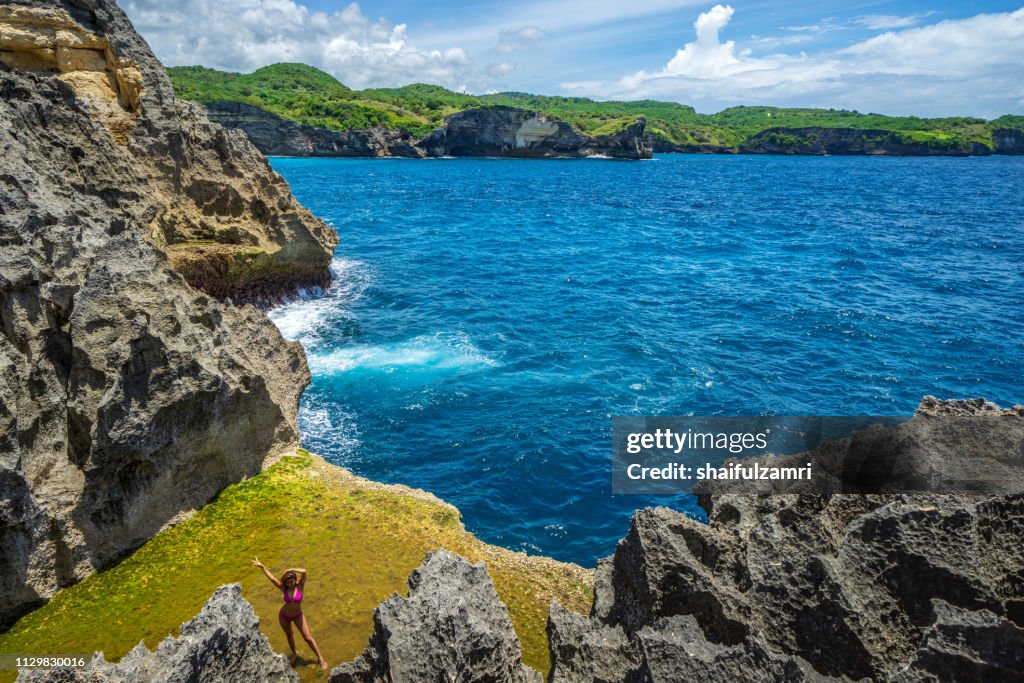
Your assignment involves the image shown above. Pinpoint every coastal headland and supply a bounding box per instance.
[169,62,1024,158]
[0,1,1021,682]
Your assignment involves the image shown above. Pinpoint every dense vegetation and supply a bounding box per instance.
[169,62,1023,151]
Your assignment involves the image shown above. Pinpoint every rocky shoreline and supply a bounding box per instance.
[206,102,653,160]
[19,399,1024,681]
[2,1,1022,682]
[205,101,1024,158]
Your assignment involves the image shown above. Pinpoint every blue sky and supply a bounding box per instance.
[122,1,1024,117]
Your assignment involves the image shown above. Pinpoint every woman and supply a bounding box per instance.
[252,557,328,670]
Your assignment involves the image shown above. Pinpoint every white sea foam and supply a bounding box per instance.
[306,331,496,376]
[297,403,360,460]
[268,257,371,345]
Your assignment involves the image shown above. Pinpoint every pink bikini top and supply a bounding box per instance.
[283,587,303,603]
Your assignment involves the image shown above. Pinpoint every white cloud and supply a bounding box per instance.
[486,62,517,77]
[782,18,841,33]
[855,13,931,31]
[566,6,1024,118]
[122,0,472,89]
[661,4,741,77]
[496,26,546,53]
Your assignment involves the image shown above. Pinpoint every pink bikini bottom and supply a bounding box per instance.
[280,608,303,623]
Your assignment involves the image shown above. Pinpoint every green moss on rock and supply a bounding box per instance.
[0,452,591,682]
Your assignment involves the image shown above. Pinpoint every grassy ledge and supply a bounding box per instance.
[0,451,593,681]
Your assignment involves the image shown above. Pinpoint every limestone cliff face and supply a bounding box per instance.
[993,128,1024,154]
[420,107,651,159]
[206,101,652,160]
[0,0,338,304]
[0,0,331,627]
[739,126,991,156]
[205,101,425,158]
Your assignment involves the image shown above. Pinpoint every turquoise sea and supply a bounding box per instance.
[268,155,1024,565]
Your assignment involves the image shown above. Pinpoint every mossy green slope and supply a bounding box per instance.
[0,451,592,682]
[168,62,1021,151]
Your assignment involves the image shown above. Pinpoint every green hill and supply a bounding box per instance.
[167,62,1021,152]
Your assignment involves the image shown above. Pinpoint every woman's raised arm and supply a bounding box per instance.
[252,557,282,588]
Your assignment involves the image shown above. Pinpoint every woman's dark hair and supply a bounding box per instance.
[281,570,298,585]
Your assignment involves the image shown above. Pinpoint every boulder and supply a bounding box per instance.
[330,550,541,683]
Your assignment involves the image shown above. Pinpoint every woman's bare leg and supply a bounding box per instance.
[279,613,298,665]
[298,613,328,669]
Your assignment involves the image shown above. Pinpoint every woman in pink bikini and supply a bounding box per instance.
[252,557,328,669]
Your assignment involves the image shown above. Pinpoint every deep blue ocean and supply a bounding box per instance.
[268,155,1024,566]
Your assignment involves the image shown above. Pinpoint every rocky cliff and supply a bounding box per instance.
[18,584,297,682]
[206,102,652,160]
[0,1,338,303]
[739,126,991,156]
[548,397,1024,682]
[0,0,334,628]
[993,128,1024,154]
[205,101,425,158]
[420,107,651,159]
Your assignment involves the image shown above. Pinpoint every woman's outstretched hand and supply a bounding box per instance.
[252,557,264,569]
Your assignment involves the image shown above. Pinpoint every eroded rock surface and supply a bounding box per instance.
[17,584,297,683]
[0,0,338,303]
[330,549,542,683]
[0,0,330,627]
[421,107,650,159]
[549,400,1024,682]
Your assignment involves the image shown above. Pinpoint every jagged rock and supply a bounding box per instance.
[739,127,991,156]
[548,601,642,683]
[550,397,1024,681]
[17,584,297,683]
[0,0,338,303]
[890,600,1024,682]
[0,0,331,627]
[420,107,651,159]
[680,395,1024,497]
[330,549,542,683]
[205,101,425,158]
